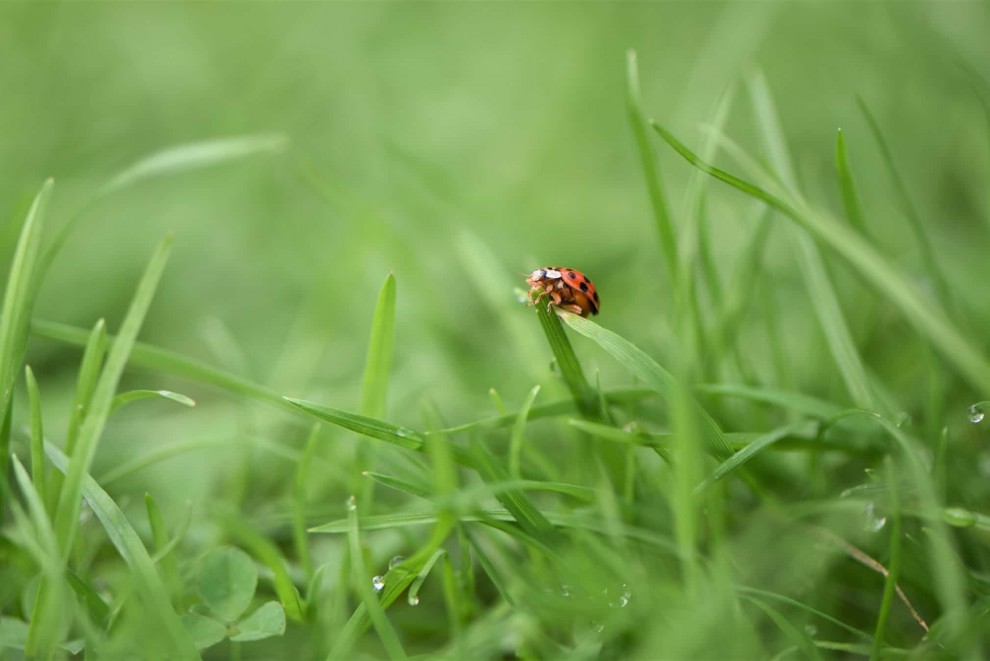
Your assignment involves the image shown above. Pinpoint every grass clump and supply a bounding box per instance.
[3,6,990,660]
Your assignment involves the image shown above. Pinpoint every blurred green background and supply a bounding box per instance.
[3,2,990,657]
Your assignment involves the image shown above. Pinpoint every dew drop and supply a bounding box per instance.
[345,495,357,511]
[408,594,420,606]
[560,584,571,598]
[804,624,818,637]
[969,404,985,424]
[862,502,887,532]
[389,555,405,570]
[619,584,631,608]
[372,575,385,592]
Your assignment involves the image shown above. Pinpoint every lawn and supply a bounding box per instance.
[2,3,990,659]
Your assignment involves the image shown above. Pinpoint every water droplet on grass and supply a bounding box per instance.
[862,502,887,532]
[389,555,405,570]
[619,584,631,607]
[372,575,385,592]
[408,594,420,606]
[969,404,985,424]
[345,495,357,511]
[804,624,818,636]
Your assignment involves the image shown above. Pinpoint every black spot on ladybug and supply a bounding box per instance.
[593,292,599,302]
[567,271,577,279]
[579,282,589,292]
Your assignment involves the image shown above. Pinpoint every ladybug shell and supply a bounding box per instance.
[555,267,600,316]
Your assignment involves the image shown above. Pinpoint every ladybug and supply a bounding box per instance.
[525,266,600,317]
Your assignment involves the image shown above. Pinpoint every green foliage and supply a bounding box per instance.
[3,5,990,660]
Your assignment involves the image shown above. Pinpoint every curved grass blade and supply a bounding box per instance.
[283,397,427,453]
[560,312,733,459]
[25,366,46,504]
[871,458,902,661]
[649,120,990,395]
[34,318,287,408]
[45,444,198,660]
[111,389,196,412]
[695,383,842,420]
[53,236,172,556]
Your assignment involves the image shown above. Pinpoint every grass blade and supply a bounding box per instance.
[360,273,396,419]
[45,444,198,660]
[111,389,196,412]
[0,179,52,504]
[25,366,46,505]
[834,128,868,235]
[649,121,990,395]
[531,300,598,419]
[509,385,541,479]
[626,49,677,285]
[560,312,733,459]
[53,235,173,556]
[697,421,814,491]
[747,71,875,410]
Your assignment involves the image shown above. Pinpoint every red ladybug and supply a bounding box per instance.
[525,266,600,317]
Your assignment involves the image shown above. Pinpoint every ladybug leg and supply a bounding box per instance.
[560,303,586,316]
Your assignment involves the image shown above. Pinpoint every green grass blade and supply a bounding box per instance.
[649,121,990,395]
[871,457,902,661]
[834,129,868,235]
[111,389,196,412]
[45,443,198,660]
[532,300,598,419]
[0,179,52,504]
[626,49,677,285]
[53,235,173,556]
[219,511,305,621]
[345,503,408,660]
[64,318,108,456]
[509,385,541,479]
[560,313,733,459]
[360,273,396,419]
[145,493,180,599]
[283,397,426,452]
[695,383,843,419]
[697,421,813,491]
[11,455,67,660]
[34,318,286,407]
[747,71,875,410]
[25,366,46,505]
[857,97,951,309]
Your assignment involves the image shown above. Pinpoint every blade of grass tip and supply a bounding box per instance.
[649,120,990,395]
[53,235,172,556]
[696,420,814,492]
[34,318,288,409]
[0,179,52,502]
[834,129,868,236]
[747,71,876,411]
[744,596,824,661]
[64,318,108,456]
[25,366,46,504]
[11,455,68,660]
[110,389,196,412]
[871,457,902,661]
[45,443,198,660]
[532,300,599,420]
[40,134,288,277]
[509,385,541,480]
[857,97,953,311]
[626,49,677,285]
[345,503,408,661]
[560,313,733,459]
[356,272,397,501]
